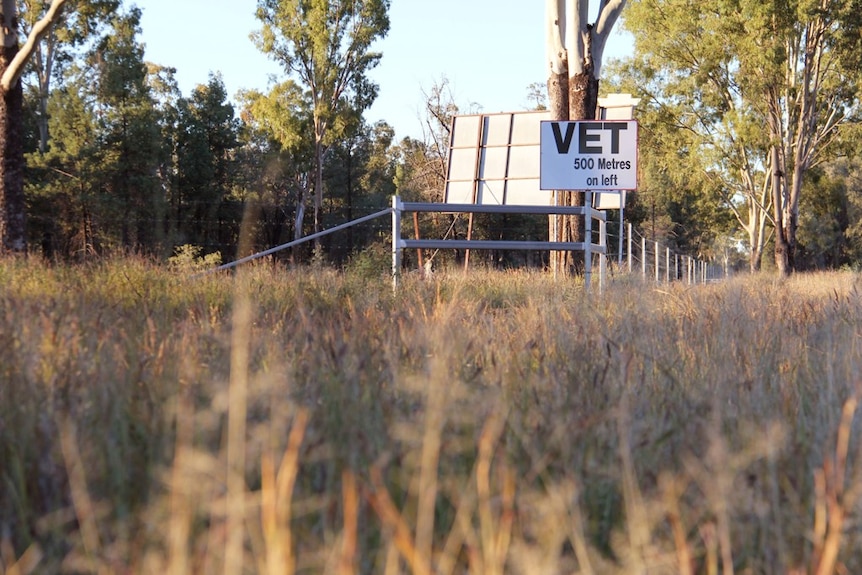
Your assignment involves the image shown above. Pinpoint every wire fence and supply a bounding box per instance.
[191,201,728,287]
[601,222,727,284]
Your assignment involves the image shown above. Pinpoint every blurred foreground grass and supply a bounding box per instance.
[1,257,861,574]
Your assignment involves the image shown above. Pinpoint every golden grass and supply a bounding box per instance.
[1,258,861,573]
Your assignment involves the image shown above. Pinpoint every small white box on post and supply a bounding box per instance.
[598,93,642,121]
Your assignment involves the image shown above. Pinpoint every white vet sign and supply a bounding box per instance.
[540,120,638,190]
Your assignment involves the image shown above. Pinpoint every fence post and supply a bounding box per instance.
[641,236,646,279]
[600,218,607,293]
[655,241,660,283]
[391,195,402,290]
[585,191,593,292]
[618,210,624,265]
[628,223,633,273]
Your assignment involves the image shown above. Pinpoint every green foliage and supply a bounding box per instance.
[238,80,311,154]
[621,0,862,271]
[21,0,122,47]
[344,237,390,279]
[796,168,849,269]
[20,0,123,156]
[172,74,242,253]
[254,0,391,237]
[254,0,390,129]
[15,0,416,269]
[26,6,164,256]
[322,119,397,263]
[603,60,736,257]
[26,70,103,256]
[167,243,223,272]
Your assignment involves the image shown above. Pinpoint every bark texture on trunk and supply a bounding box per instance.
[564,69,600,274]
[0,42,25,253]
[547,71,568,274]
[771,145,791,276]
[547,72,569,121]
[568,69,599,122]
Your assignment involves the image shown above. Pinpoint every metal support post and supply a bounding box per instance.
[584,191,593,292]
[627,223,633,273]
[391,195,402,290]
[641,236,646,279]
[599,218,607,293]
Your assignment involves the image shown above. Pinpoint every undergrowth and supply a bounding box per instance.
[1,257,861,574]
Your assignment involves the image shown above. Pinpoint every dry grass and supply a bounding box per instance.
[1,257,861,574]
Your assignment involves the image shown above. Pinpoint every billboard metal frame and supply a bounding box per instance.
[391,196,607,291]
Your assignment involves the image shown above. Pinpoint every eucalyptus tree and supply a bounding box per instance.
[0,0,68,253]
[624,0,862,274]
[20,0,121,154]
[146,63,182,246]
[764,0,862,273]
[239,79,315,244]
[27,6,162,255]
[254,0,390,245]
[545,0,628,273]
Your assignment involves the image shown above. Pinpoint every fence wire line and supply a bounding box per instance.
[191,203,724,284]
[619,224,725,283]
[191,207,394,278]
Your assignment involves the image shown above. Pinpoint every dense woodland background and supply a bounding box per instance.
[10,0,862,274]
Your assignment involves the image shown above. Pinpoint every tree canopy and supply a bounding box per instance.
[1,0,861,275]
[622,0,862,273]
[254,0,390,242]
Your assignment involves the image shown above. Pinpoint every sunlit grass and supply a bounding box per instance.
[1,258,861,573]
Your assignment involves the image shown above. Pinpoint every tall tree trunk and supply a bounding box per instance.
[748,201,767,273]
[34,30,53,153]
[567,64,600,274]
[0,0,70,253]
[771,144,790,276]
[313,136,324,255]
[345,145,354,255]
[547,70,568,275]
[0,25,25,253]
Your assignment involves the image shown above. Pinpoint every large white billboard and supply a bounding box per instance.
[444,111,552,206]
[540,120,638,191]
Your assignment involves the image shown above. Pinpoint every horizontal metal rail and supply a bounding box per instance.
[402,201,606,221]
[400,239,605,253]
[391,196,609,291]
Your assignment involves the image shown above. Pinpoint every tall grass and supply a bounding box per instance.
[1,257,861,573]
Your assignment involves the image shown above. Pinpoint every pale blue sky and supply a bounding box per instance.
[138,1,633,140]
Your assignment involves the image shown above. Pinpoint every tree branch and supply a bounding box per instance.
[1,0,68,93]
[592,0,627,77]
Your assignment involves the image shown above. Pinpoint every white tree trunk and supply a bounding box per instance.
[1,0,67,93]
[545,0,567,77]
